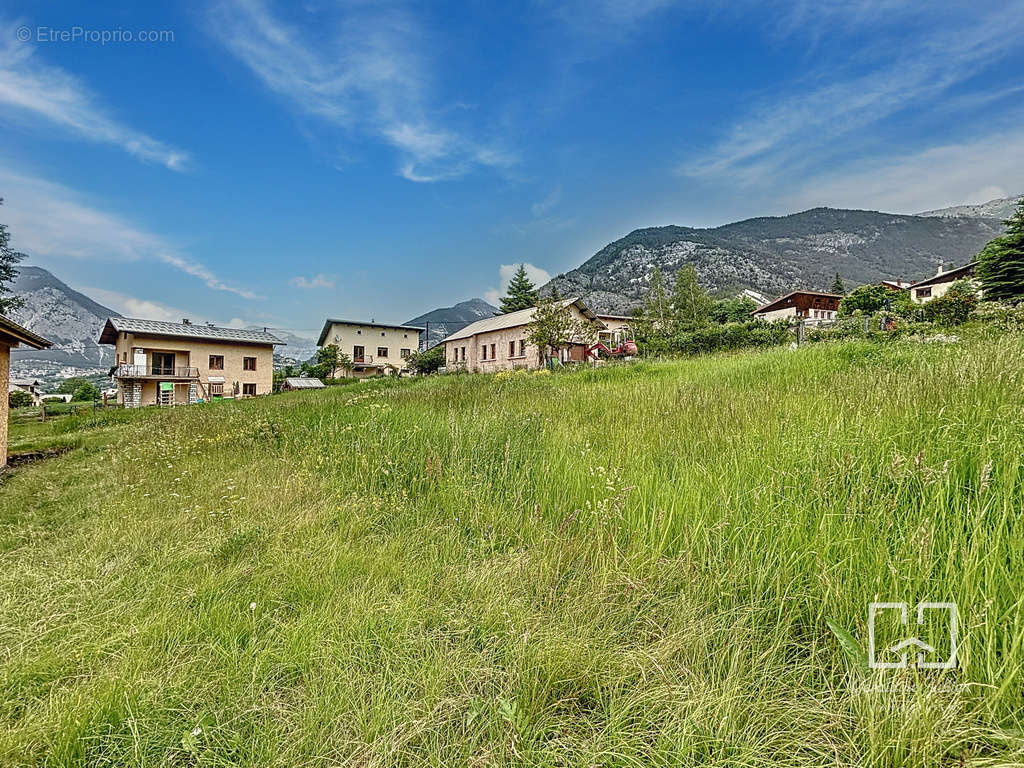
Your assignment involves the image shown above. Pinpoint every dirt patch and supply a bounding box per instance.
[4,446,74,468]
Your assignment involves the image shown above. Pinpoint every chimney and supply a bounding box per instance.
[935,263,944,277]
[182,318,191,325]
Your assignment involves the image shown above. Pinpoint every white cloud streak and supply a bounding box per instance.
[679,2,1024,183]
[0,21,190,170]
[209,0,514,182]
[0,169,260,298]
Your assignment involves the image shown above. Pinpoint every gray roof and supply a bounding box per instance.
[317,318,425,347]
[283,377,326,389]
[99,317,282,346]
[0,313,51,349]
[442,298,601,343]
[911,262,978,289]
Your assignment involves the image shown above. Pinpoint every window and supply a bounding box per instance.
[519,340,525,357]
[400,348,411,359]
[209,355,224,370]
[490,344,496,360]
[243,356,257,371]
[377,347,388,358]
[917,287,932,299]
[353,345,365,362]
[509,341,516,357]
[242,383,256,396]
[209,382,224,396]
[381,331,386,337]
[461,347,466,361]
[481,345,488,360]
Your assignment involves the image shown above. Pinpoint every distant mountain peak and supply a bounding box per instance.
[406,297,498,346]
[917,194,1022,220]
[544,205,1006,314]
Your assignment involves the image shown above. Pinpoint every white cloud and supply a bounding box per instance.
[290,273,335,289]
[0,168,261,299]
[531,185,562,218]
[86,287,191,323]
[784,128,1024,214]
[484,262,553,306]
[209,0,514,182]
[678,2,1024,183]
[0,22,190,170]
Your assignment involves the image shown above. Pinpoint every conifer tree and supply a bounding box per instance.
[0,199,25,315]
[499,264,540,313]
[977,199,1024,303]
[830,272,846,295]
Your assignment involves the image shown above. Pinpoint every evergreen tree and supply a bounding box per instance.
[670,266,711,332]
[0,199,25,315]
[500,264,540,313]
[830,273,846,295]
[977,199,1024,302]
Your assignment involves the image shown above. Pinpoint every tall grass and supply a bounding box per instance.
[1,335,1022,766]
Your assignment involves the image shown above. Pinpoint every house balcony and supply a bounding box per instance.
[112,364,200,379]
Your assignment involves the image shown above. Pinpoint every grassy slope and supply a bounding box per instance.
[1,336,1022,767]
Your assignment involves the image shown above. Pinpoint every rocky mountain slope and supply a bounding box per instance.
[406,298,498,347]
[544,205,1008,314]
[8,266,119,371]
[918,195,1022,220]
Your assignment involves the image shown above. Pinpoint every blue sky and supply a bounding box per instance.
[2,0,1023,336]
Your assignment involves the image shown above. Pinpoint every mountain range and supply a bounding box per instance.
[405,298,499,347]
[544,200,1018,314]
[7,194,1018,380]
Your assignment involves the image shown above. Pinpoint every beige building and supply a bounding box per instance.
[316,319,423,377]
[9,377,44,406]
[911,262,978,303]
[1,314,52,467]
[99,317,282,407]
[443,298,603,373]
[595,313,634,347]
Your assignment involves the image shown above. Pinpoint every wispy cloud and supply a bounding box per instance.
[209,0,515,182]
[290,273,335,289]
[531,184,562,218]
[0,169,260,298]
[0,21,190,170]
[679,2,1024,183]
[785,127,1024,215]
[483,262,552,306]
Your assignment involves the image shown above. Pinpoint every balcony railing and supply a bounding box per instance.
[113,364,199,379]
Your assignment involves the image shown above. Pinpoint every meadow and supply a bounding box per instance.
[1,333,1022,767]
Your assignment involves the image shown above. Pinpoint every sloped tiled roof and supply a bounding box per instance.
[910,262,977,290]
[442,298,601,343]
[0,313,51,349]
[317,319,424,347]
[98,317,282,346]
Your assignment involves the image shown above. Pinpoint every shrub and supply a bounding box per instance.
[922,280,979,326]
[8,389,33,408]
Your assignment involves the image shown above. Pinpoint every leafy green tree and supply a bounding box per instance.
[642,268,670,328]
[709,296,757,324]
[8,388,33,408]
[923,280,979,326]
[670,266,711,332]
[57,376,90,394]
[977,199,1024,302]
[526,295,596,365]
[831,273,846,295]
[406,344,445,374]
[499,265,540,313]
[72,382,101,402]
[0,199,25,315]
[839,284,890,315]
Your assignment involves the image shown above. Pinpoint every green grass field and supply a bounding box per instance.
[2,335,1022,766]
